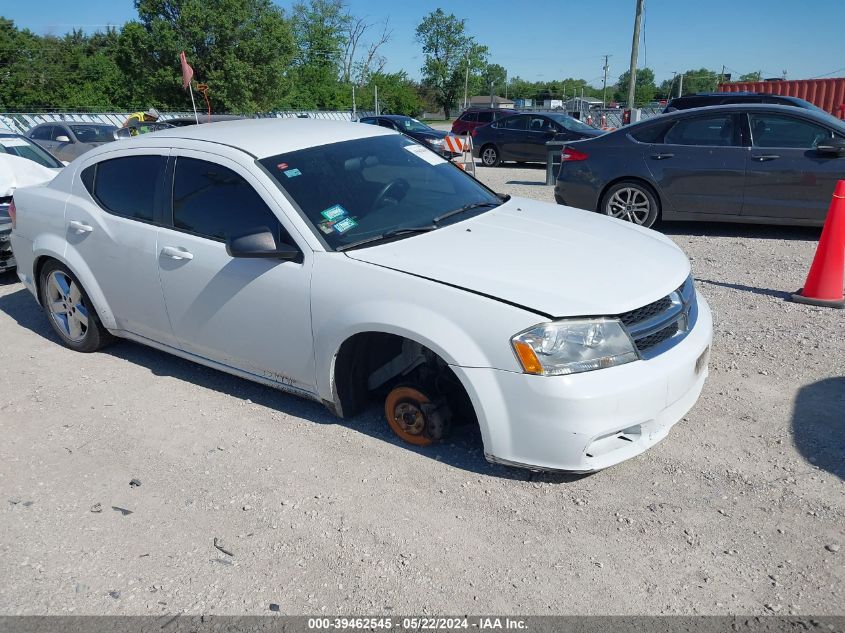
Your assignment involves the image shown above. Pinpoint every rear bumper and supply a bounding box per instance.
[455,292,713,472]
[554,165,603,211]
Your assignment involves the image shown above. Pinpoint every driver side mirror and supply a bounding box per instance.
[55,135,71,143]
[226,227,300,261]
[817,137,845,157]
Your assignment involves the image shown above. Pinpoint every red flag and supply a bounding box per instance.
[180,51,194,90]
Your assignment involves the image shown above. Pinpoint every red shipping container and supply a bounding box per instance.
[717,78,845,118]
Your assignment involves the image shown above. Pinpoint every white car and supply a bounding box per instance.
[10,119,712,472]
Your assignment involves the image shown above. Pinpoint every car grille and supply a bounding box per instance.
[616,277,695,356]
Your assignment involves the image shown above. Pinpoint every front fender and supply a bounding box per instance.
[311,253,543,405]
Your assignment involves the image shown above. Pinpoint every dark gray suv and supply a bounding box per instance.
[554,104,845,227]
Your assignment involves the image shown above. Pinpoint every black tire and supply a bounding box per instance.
[480,144,501,167]
[599,180,660,228]
[39,260,113,352]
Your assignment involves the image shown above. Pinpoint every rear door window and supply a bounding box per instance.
[172,157,288,244]
[504,116,528,131]
[461,112,478,122]
[476,111,493,123]
[664,114,740,146]
[90,155,166,222]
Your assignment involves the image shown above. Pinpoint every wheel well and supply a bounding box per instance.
[596,177,661,214]
[333,332,477,426]
[32,255,56,304]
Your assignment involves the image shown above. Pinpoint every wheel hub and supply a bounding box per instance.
[394,401,426,436]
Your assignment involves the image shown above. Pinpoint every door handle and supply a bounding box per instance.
[649,153,674,160]
[68,220,93,233]
[752,154,780,162]
[161,246,194,261]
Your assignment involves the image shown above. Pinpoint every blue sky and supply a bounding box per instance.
[4,0,845,86]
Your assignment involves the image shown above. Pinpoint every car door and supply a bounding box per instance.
[51,124,77,161]
[742,112,845,221]
[522,115,559,161]
[156,151,316,394]
[645,112,746,215]
[496,115,529,160]
[68,150,176,346]
[30,125,58,155]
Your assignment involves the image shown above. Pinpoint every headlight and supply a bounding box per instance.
[426,138,444,146]
[511,319,638,376]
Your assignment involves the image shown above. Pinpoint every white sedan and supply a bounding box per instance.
[9,118,712,472]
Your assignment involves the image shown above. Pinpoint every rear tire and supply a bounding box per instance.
[39,260,113,352]
[599,180,660,228]
[480,144,500,167]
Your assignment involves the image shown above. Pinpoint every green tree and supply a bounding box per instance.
[123,0,296,112]
[415,9,488,118]
[288,0,348,109]
[355,71,423,115]
[678,68,720,95]
[481,63,506,95]
[738,70,762,82]
[614,68,656,106]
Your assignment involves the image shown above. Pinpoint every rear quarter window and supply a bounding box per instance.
[629,121,673,143]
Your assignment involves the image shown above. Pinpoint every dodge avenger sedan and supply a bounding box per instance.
[9,118,712,472]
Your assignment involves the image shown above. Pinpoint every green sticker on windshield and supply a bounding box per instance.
[333,217,358,233]
[321,204,348,221]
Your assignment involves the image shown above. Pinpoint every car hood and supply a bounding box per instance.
[345,197,690,317]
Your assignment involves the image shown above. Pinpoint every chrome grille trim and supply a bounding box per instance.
[616,276,696,357]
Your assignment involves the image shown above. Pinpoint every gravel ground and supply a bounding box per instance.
[0,163,843,616]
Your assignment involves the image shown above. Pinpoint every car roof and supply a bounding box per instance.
[126,118,393,157]
[376,114,413,120]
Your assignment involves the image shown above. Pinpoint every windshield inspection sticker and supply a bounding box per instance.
[283,168,302,178]
[333,217,358,234]
[320,204,348,221]
[404,143,447,166]
[317,220,336,234]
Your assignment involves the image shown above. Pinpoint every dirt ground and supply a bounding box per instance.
[0,163,842,616]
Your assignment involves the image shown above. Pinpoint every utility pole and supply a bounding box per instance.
[374,84,379,115]
[463,52,470,110]
[626,0,645,109]
[678,72,683,97]
[352,84,356,119]
[602,54,611,107]
[719,64,726,86]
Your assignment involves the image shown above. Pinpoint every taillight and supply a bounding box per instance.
[8,198,16,229]
[561,147,588,162]
[471,127,478,137]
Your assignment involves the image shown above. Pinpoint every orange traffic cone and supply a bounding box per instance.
[791,180,845,308]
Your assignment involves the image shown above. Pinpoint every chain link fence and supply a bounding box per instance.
[0,110,375,135]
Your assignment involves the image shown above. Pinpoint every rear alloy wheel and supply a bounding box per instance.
[480,145,500,167]
[601,181,659,228]
[384,385,449,446]
[39,261,113,352]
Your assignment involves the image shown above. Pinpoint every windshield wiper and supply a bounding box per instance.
[336,225,436,252]
[432,196,509,225]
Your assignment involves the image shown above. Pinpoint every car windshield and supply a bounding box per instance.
[393,118,434,133]
[0,136,63,168]
[546,113,596,132]
[70,124,116,143]
[260,134,502,250]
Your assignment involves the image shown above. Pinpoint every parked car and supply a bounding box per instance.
[10,118,711,472]
[113,120,176,139]
[359,115,460,158]
[663,92,824,114]
[164,114,248,127]
[472,111,604,166]
[1,132,65,169]
[1,135,63,273]
[27,122,117,162]
[555,104,845,227]
[451,108,514,136]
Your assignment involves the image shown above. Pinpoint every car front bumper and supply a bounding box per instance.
[0,226,16,273]
[455,291,713,472]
